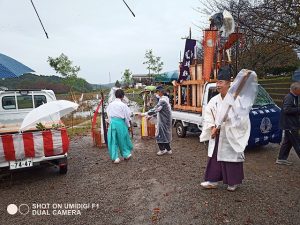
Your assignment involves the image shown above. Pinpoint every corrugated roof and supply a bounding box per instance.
[0,53,34,78]
[155,70,179,82]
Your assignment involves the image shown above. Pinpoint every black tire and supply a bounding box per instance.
[59,164,68,174]
[175,122,187,138]
[58,158,68,175]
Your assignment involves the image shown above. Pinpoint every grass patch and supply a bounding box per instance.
[67,126,91,138]
[61,116,89,127]
[56,90,110,101]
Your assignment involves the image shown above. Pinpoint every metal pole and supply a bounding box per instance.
[235,0,241,77]
[101,92,108,144]
[179,50,182,63]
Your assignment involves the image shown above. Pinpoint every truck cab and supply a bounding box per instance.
[0,89,57,133]
[172,82,282,148]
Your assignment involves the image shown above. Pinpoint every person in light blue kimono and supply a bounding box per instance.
[107,89,133,164]
[142,86,173,156]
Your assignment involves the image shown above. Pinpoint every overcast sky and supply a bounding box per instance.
[0,0,209,84]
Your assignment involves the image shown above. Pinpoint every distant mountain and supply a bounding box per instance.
[102,83,115,88]
[0,73,116,93]
[91,83,115,90]
[0,73,92,93]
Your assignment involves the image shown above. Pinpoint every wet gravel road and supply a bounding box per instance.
[0,130,299,225]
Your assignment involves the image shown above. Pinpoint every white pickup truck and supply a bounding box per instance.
[172,82,282,148]
[0,89,69,174]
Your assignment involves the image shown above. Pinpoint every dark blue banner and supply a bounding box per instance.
[247,105,282,148]
[178,39,196,82]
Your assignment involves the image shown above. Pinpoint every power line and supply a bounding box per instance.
[30,0,49,39]
[122,0,135,17]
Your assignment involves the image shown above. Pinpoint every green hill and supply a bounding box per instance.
[0,73,95,94]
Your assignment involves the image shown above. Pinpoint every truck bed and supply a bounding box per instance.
[0,128,69,165]
[172,110,203,127]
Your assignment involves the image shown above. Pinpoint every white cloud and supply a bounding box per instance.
[0,0,205,84]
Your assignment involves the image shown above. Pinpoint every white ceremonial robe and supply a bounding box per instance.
[200,94,251,162]
[107,98,132,127]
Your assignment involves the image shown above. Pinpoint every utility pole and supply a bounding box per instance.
[179,51,182,63]
[109,72,111,83]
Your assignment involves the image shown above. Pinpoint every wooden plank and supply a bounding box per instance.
[192,63,197,107]
[190,68,196,80]
[197,84,202,107]
[197,63,203,106]
[178,85,182,105]
[186,85,190,106]
[181,80,204,85]
[193,62,197,108]
[173,86,177,107]
[174,105,182,110]
[192,85,196,107]
[174,104,202,112]
[190,64,203,81]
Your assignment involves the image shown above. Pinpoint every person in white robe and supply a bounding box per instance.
[107,89,133,164]
[200,67,257,191]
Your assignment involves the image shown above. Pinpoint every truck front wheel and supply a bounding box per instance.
[175,122,187,138]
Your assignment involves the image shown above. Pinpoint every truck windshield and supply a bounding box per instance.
[207,85,274,107]
[253,85,275,107]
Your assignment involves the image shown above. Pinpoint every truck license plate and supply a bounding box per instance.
[9,158,33,170]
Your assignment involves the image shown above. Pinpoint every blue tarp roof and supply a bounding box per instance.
[0,53,34,78]
[154,70,178,82]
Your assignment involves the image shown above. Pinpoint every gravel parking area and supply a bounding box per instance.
[0,130,299,225]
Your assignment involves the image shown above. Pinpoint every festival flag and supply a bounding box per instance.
[178,39,196,82]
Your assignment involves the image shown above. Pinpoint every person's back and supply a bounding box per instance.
[276,82,300,165]
[158,96,172,121]
[280,92,300,130]
[107,99,128,118]
[106,89,133,164]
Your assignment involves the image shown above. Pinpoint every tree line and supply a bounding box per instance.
[197,0,300,78]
